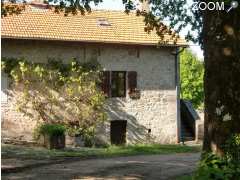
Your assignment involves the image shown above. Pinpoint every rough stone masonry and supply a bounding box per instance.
[1,39,179,145]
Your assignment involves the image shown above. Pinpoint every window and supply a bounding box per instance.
[101,71,137,98]
[111,71,126,97]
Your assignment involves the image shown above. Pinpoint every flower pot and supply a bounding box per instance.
[43,134,65,149]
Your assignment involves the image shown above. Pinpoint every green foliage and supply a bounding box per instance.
[224,134,240,163]
[180,49,204,109]
[194,134,240,180]
[66,125,96,147]
[38,123,66,137]
[82,127,96,147]
[1,57,106,138]
[194,153,240,180]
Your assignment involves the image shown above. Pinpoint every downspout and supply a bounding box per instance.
[172,47,185,143]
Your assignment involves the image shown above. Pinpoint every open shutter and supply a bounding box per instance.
[101,71,110,97]
[1,72,8,103]
[128,71,137,94]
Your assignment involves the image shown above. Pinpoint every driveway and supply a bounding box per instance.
[2,153,200,180]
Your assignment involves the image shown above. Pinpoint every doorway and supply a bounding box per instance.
[180,100,197,141]
[110,120,127,145]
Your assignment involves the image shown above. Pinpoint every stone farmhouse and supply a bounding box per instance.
[1,3,195,146]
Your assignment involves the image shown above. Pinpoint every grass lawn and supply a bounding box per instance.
[2,143,201,160]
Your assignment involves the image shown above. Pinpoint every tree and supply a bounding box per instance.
[202,4,240,155]
[180,49,204,109]
[1,0,240,155]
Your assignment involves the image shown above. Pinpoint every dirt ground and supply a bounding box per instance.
[2,153,200,180]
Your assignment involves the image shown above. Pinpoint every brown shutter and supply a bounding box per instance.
[101,71,110,97]
[128,71,137,93]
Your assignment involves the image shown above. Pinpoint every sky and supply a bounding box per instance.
[90,0,204,60]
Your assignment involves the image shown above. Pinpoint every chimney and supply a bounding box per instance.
[141,0,150,12]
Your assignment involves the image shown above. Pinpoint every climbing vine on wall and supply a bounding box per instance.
[1,57,106,136]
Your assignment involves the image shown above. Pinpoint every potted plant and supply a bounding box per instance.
[39,123,66,149]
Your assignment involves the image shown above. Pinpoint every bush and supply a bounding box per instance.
[39,124,66,137]
[194,135,240,180]
[66,125,96,147]
[224,134,240,163]
[194,153,240,180]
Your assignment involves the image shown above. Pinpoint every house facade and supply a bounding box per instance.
[1,4,187,145]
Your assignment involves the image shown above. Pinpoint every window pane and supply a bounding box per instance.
[111,72,126,97]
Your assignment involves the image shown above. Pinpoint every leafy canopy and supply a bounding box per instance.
[180,49,204,109]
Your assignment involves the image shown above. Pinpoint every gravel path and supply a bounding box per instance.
[2,153,200,180]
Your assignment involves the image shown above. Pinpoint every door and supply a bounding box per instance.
[110,120,127,145]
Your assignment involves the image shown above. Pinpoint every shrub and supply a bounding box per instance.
[224,134,240,163]
[39,124,66,137]
[194,135,240,180]
[66,125,96,147]
[82,128,95,147]
[194,153,240,180]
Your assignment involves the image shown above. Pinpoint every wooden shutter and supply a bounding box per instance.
[101,71,110,97]
[128,71,137,93]
[1,73,8,103]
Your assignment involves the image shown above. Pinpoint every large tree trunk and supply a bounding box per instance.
[203,7,240,155]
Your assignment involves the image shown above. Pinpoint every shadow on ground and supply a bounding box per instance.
[2,153,200,180]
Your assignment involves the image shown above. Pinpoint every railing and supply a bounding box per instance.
[180,99,197,137]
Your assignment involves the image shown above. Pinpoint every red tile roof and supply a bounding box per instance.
[1,6,187,46]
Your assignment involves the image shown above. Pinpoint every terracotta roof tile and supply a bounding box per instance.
[1,7,187,46]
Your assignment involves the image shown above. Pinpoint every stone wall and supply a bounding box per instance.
[1,100,38,142]
[1,39,178,144]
